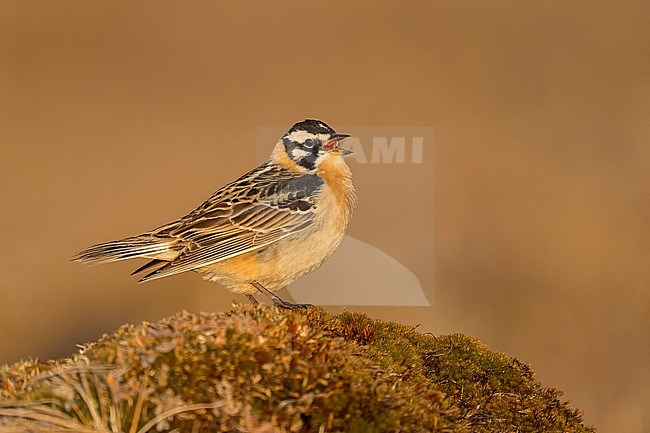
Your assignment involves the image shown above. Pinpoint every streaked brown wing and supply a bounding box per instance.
[139,166,323,281]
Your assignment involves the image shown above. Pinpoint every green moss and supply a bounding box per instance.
[0,305,594,432]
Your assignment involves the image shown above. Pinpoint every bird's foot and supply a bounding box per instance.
[250,280,313,309]
[273,299,313,310]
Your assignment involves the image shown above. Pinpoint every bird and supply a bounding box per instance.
[73,119,356,309]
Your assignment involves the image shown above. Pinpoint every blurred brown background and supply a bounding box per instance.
[1,1,649,432]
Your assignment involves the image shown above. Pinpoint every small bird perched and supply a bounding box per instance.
[73,120,356,308]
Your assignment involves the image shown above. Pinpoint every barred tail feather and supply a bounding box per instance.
[72,236,175,266]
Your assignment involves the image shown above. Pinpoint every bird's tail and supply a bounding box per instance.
[72,235,176,266]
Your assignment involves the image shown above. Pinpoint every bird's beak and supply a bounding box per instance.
[325,133,353,155]
[331,133,351,141]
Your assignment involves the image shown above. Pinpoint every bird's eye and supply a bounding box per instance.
[303,139,316,149]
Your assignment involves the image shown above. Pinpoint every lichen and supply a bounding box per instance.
[0,305,594,432]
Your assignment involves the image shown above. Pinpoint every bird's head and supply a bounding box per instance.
[279,119,352,171]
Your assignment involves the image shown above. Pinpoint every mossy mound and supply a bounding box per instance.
[0,305,594,432]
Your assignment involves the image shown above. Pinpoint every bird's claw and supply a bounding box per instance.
[273,300,313,310]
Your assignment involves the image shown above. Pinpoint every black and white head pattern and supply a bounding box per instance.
[282,119,338,171]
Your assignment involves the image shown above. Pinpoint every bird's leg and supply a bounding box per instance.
[246,293,259,306]
[250,281,313,309]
